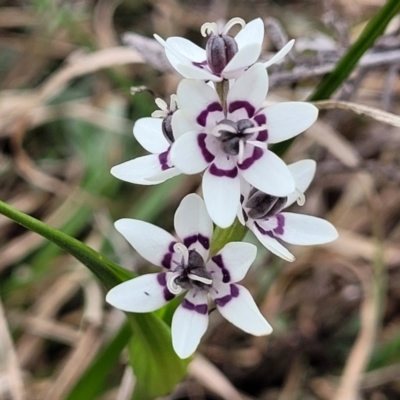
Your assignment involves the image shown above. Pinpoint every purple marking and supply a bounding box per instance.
[157,273,175,301]
[273,214,285,235]
[183,234,210,250]
[228,101,255,118]
[182,298,208,314]
[255,221,274,238]
[192,60,208,69]
[158,148,170,171]
[196,102,223,127]
[209,163,238,178]
[214,284,240,307]
[238,147,263,170]
[253,114,268,141]
[211,254,230,283]
[160,241,177,269]
[197,133,215,163]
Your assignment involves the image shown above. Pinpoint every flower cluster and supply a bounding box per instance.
[107,17,338,359]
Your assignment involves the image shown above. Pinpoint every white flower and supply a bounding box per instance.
[239,160,339,262]
[106,194,272,359]
[111,95,184,185]
[155,17,294,82]
[170,63,318,228]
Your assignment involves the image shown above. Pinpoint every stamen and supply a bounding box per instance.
[169,94,179,112]
[243,124,268,134]
[213,123,236,137]
[155,98,168,112]
[247,140,267,149]
[295,188,306,206]
[173,243,189,264]
[166,272,183,295]
[188,273,213,286]
[201,22,218,37]
[221,17,246,35]
[238,140,245,164]
[151,110,165,118]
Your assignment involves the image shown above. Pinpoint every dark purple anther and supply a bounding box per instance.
[162,114,174,144]
[206,35,238,74]
[246,188,287,220]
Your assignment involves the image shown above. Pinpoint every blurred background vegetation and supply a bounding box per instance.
[1,0,400,399]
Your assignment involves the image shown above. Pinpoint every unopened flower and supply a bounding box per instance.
[155,17,294,82]
[170,64,318,228]
[106,194,272,359]
[111,95,185,185]
[239,159,339,261]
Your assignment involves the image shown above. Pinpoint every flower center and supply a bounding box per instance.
[245,188,288,220]
[151,95,178,144]
[167,245,213,294]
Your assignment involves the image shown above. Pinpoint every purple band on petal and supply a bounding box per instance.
[254,214,285,237]
[182,298,208,314]
[253,114,268,141]
[238,147,263,170]
[183,234,210,250]
[211,254,231,283]
[158,148,171,171]
[228,101,255,118]
[197,133,215,163]
[209,163,238,178]
[196,102,223,127]
[192,60,208,69]
[157,273,175,301]
[161,241,177,269]
[214,284,240,307]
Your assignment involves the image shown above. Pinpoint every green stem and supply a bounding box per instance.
[0,199,132,290]
[211,218,248,255]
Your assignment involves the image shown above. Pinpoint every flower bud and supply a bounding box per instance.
[206,35,238,74]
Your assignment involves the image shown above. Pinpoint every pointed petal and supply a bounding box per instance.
[202,156,241,228]
[171,109,194,140]
[223,43,262,76]
[286,159,316,207]
[263,102,318,144]
[252,223,295,262]
[133,117,169,153]
[208,242,257,284]
[214,284,272,336]
[235,18,264,49]
[177,79,224,126]
[227,64,268,119]
[163,36,206,62]
[277,212,339,245]
[171,131,217,174]
[115,219,176,268]
[239,149,295,196]
[264,39,295,68]
[111,154,175,185]
[175,62,221,81]
[106,273,171,312]
[172,291,209,359]
[174,193,213,258]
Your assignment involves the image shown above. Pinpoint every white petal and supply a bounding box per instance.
[235,18,264,49]
[172,291,209,359]
[164,36,206,62]
[263,102,318,144]
[174,193,213,258]
[145,166,181,182]
[277,212,339,245]
[215,284,272,336]
[223,43,262,76]
[263,39,295,68]
[111,154,174,185]
[171,131,217,174]
[106,273,170,312]
[115,219,176,268]
[133,117,169,153]
[171,109,194,140]
[286,159,316,207]
[202,156,241,228]
[239,149,295,196]
[252,224,295,262]
[209,242,257,284]
[177,79,223,125]
[174,62,221,81]
[227,64,268,118]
